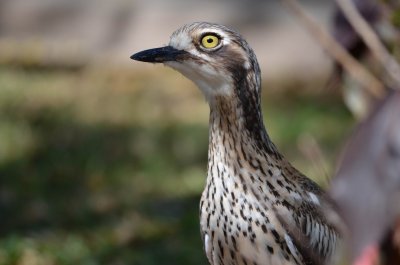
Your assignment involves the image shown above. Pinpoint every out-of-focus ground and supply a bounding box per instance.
[0,1,356,264]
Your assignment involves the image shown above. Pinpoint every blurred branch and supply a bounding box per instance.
[281,0,385,99]
[335,0,400,88]
[297,133,330,187]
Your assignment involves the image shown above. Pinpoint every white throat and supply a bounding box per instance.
[166,61,234,103]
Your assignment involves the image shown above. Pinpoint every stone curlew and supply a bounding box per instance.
[131,22,339,265]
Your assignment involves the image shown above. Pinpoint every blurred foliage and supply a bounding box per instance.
[0,65,353,265]
[391,9,400,27]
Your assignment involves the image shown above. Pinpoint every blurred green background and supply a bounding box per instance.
[0,0,361,264]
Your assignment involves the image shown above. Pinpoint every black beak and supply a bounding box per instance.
[130,46,188,63]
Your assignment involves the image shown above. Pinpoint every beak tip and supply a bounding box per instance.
[130,51,156,63]
[130,53,140,61]
[130,46,187,64]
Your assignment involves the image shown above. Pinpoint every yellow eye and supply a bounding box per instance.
[201,35,220,49]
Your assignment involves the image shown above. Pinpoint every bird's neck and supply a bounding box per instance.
[208,86,281,165]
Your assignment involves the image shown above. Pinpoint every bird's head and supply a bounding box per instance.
[131,22,261,104]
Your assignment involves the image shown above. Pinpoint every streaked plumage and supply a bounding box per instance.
[131,22,340,265]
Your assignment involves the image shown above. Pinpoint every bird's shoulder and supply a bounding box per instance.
[272,163,339,264]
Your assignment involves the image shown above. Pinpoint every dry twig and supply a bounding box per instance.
[281,0,386,99]
[335,0,400,88]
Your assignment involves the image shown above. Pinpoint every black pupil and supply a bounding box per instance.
[207,38,213,43]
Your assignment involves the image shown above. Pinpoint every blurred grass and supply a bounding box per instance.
[0,65,353,265]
